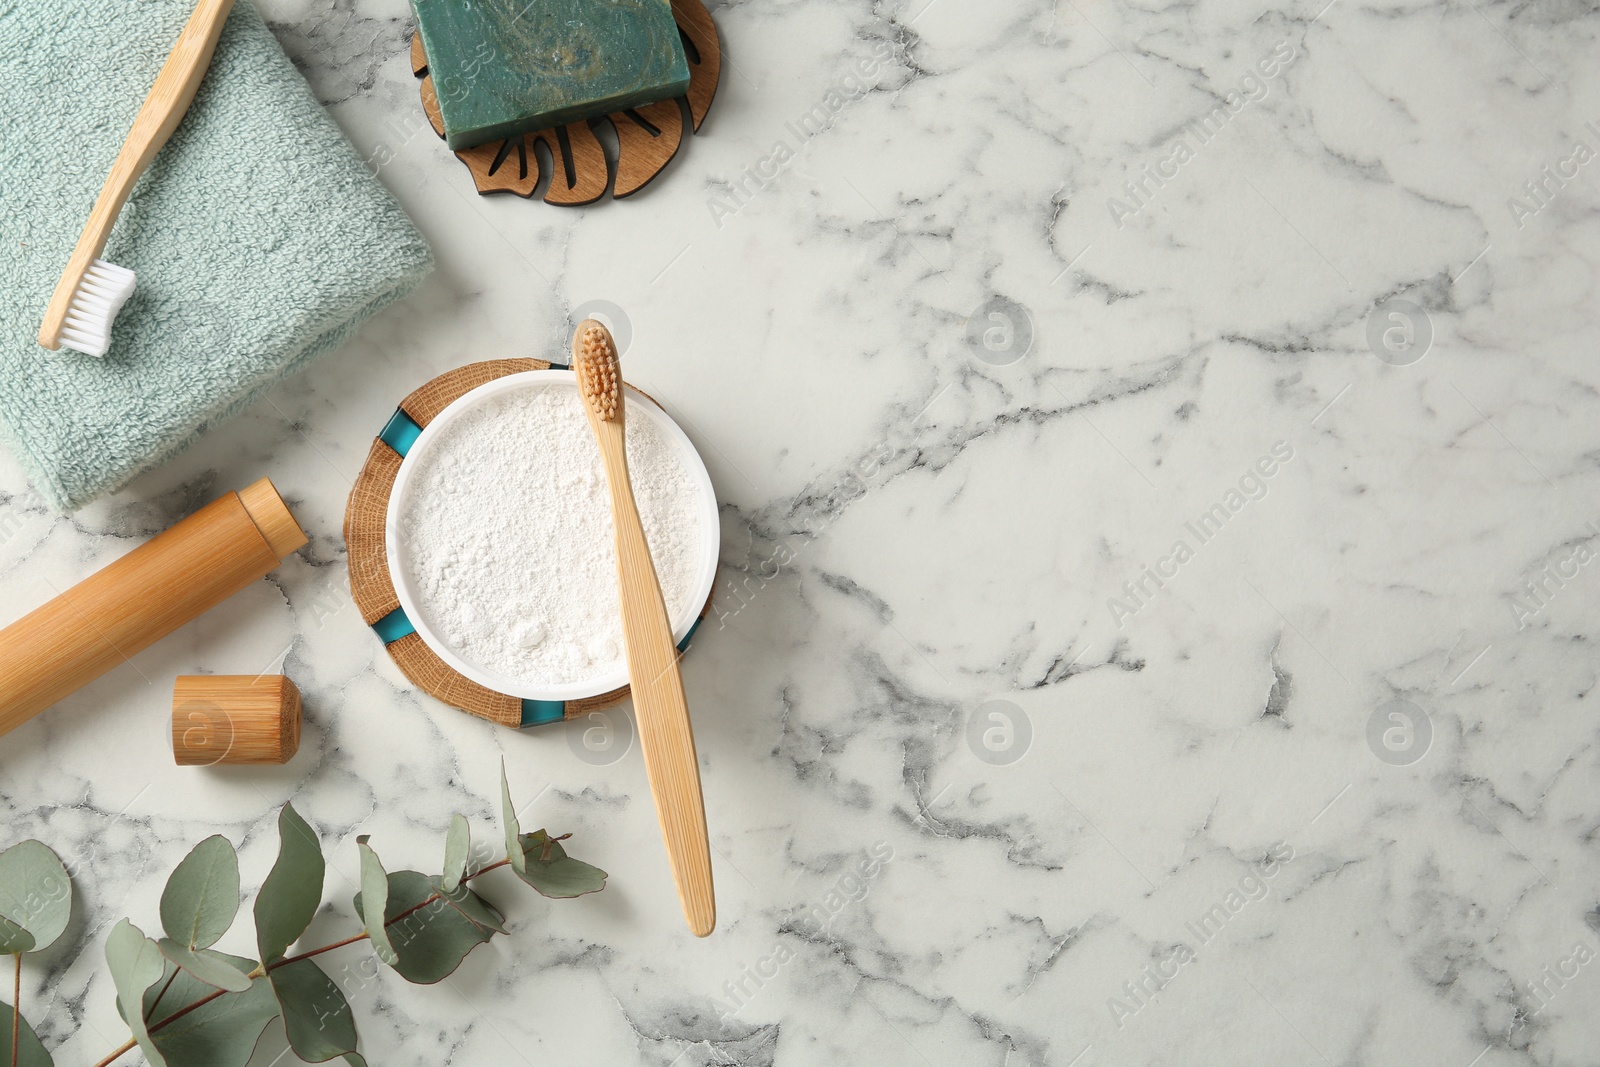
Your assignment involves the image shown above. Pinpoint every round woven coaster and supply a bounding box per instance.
[344,359,714,729]
[410,0,721,205]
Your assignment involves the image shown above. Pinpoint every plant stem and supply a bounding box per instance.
[12,952,19,1067]
[270,932,370,970]
[89,1038,135,1067]
[93,856,517,1066]
[145,969,179,1019]
[89,1038,136,1067]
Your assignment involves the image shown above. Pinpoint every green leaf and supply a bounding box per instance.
[500,762,524,875]
[0,998,53,1066]
[106,919,169,1067]
[355,871,495,985]
[355,838,397,967]
[136,951,257,1024]
[142,953,276,1067]
[0,841,71,953]
[516,832,607,898]
[0,914,35,954]
[438,883,507,935]
[151,978,276,1067]
[268,959,359,1063]
[156,940,253,993]
[160,836,240,951]
[441,815,470,894]
[254,804,325,963]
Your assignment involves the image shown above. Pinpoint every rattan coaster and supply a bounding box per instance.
[410,0,721,205]
[344,359,713,729]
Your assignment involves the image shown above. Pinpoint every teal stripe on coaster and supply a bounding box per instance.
[379,409,423,457]
[517,619,701,727]
[676,616,702,653]
[372,607,416,644]
[547,361,569,371]
[521,700,566,727]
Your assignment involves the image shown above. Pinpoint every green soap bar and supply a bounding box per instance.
[412,0,690,150]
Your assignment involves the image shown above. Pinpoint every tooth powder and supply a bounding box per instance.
[400,384,701,687]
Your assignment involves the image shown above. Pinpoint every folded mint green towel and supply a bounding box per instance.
[0,0,432,510]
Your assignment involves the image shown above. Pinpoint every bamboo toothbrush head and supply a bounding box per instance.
[572,320,621,422]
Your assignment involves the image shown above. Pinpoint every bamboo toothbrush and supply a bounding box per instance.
[572,320,716,938]
[38,0,237,357]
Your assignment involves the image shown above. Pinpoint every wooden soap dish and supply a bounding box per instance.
[344,359,714,730]
[411,0,721,205]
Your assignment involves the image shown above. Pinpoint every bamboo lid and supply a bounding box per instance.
[172,675,301,765]
[238,478,308,559]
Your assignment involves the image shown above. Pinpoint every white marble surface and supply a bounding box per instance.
[4,0,1600,1064]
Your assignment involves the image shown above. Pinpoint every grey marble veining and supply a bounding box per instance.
[3,0,1600,1064]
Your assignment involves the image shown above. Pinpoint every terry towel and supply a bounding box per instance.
[0,0,433,510]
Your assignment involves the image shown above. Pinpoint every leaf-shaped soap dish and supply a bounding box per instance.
[411,0,721,205]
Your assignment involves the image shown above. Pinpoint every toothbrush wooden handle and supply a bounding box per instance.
[596,425,716,937]
[39,0,236,349]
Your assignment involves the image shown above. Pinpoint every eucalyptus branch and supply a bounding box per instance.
[108,854,522,1065]
[6,765,606,1067]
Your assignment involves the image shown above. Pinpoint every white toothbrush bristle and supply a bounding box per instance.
[59,259,136,358]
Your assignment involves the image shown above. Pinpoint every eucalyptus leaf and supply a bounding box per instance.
[355,872,495,985]
[160,835,240,950]
[439,883,507,935]
[500,763,524,875]
[0,840,71,953]
[516,833,607,898]
[147,973,277,1067]
[254,804,325,963]
[0,914,35,954]
[0,998,53,1067]
[355,838,397,967]
[441,815,470,894]
[133,952,275,1067]
[268,959,359,1063]
[136,951,258,1025]
[156,939,253,993]
[106,919,169,1067]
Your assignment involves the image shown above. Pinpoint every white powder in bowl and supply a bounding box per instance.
[397,383,703,688]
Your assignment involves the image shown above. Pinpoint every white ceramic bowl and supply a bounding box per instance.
[385,370,720,702]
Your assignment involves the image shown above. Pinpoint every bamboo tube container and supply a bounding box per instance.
[0,478,307,738]
[172,675,301,765]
